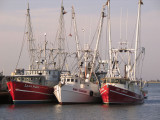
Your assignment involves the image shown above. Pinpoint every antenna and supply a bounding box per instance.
[44,33,47,69]
[125,9,128,42]
[120,8,122,42]
[89,16,92,44]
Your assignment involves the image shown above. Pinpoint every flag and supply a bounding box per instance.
[69,33,72,37]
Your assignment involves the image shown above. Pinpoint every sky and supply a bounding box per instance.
[0,0,160,81]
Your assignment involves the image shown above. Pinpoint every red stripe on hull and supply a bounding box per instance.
[100,85,144,104]
[7,81,54,103]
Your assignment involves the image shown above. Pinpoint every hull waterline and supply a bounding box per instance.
[100,84,144,104]
[7,81,55,104]
[54,84,102,104]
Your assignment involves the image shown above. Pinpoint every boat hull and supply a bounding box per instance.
[54,84,101,104]
[100,84,144,104]
[7,81,54,104]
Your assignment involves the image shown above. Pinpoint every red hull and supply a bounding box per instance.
[7,81,54,104]
[100,84,144,104]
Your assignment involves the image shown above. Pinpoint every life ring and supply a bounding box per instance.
[90,91,93,96]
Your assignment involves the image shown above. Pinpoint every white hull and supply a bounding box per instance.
[54,83,101,104]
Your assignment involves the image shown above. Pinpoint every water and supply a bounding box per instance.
[0,83,160,120]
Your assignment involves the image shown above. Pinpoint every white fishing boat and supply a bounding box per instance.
[54,72,101,104]
[54,2,107,104]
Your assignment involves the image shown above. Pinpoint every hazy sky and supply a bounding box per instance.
[0,0,160,81]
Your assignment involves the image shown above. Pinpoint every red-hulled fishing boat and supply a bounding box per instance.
[6,3,60,104]
[6,73,59,104]
[99,0,145,104]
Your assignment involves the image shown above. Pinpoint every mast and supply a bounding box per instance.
[89,4,106,80]
[26,3,37,70]
[44,33,47,69]
[134,0,143,80]
[107,0,112,77]
[72,6,80,60]
[56,0,67,70]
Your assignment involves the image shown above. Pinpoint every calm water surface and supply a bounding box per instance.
[0,83,160,120]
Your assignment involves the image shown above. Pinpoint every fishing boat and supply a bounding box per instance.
[54,43,103,104]
[0,71,4,90]
[54,2,107,104]
[54,72,102,104]
[0,72,12,104]
[6,4,60,104]
[99,0,145,104]
[6,70,60,104]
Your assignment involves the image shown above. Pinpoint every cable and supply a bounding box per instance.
[15,16,27,69]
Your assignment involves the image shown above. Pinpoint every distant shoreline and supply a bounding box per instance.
[147,82,160,83]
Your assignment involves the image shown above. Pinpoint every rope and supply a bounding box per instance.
[89,16,101,48]
[70,52,84,72]
[15,16,27,69]
[140,52,145,79]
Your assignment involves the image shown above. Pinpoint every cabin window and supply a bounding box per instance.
[39,78,42,85]
[105,79,110,83]
[111,79,113,83]
[75,79,78,82]
[67,79,70,82]
[17,77,21,81]
[120,80,126,84]
[29,78,32,82]
[71,79,74,82]
[115,79,119,83]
